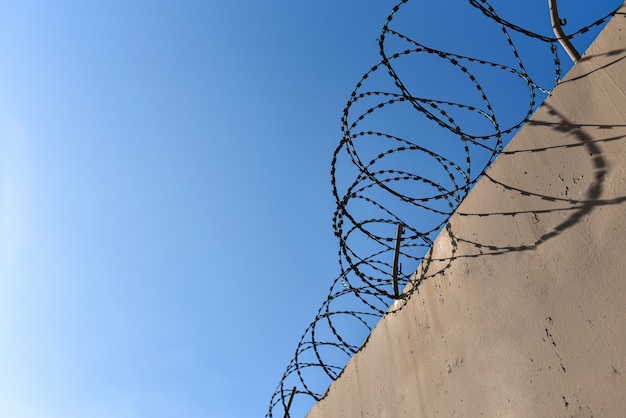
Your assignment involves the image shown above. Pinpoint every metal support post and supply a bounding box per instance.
[548,0,581,62]
[392,223,403,299]
[282,386,296,418]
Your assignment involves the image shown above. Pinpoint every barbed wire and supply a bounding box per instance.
[266,1,621,416]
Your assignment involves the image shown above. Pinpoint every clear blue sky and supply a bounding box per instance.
[0,1,620,417]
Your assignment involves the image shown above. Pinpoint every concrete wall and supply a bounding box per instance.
[307,5,626,417]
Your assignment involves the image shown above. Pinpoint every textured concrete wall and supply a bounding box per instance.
[307,5,626,417]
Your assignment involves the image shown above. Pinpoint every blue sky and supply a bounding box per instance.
[0,1,621,417]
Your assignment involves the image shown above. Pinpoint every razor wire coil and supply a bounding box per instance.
[267,1,621,416]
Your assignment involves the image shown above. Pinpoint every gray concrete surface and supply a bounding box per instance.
[307,4,626,417]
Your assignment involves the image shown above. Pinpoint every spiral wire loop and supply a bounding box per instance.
[267,1,620,416]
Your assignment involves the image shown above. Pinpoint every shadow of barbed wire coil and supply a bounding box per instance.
[267,1,620,416]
